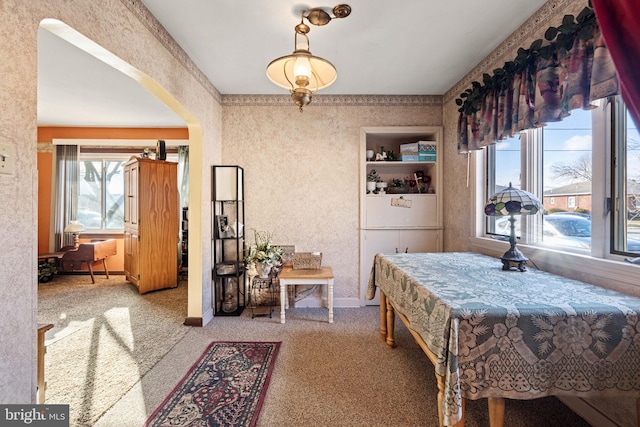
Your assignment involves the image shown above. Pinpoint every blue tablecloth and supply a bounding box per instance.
[369,252,640,425]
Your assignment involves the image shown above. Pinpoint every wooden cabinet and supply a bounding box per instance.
[124,156,178,293]
[359,126,444,305]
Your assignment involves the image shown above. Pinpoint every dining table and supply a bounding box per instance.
[368,252,640,426]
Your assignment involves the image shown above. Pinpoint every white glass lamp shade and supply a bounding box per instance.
[266,52,337,92]
[64,220,86,233]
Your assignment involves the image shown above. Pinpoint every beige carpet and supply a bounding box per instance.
[99,310,592,427]
[38,274,188,427]
[40,274,593,427]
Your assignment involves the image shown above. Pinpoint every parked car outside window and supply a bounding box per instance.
[495,213,640,251]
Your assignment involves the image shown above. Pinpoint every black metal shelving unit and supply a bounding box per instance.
[212,165,246,316]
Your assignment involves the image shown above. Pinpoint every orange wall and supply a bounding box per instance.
[37,127,188,272]
[38,126,188,143]
[37,151,53,254]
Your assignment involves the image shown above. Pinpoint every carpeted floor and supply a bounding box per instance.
[38,274,189,426]
[40,274,597,426]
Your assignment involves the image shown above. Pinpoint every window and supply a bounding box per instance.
[486,136,521,238]
[78,154,128,231]
[612,99,640,255]
[483,96,639,258]
[541,108,593,250]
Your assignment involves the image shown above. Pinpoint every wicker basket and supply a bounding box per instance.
[292,252,322,269]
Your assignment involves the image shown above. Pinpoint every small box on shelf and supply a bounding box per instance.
[401,154,420,162]
[400,141,436,162]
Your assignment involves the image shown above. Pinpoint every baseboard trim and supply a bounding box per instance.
[183,317,203,327]
[291,296,362,308]
[558,396,620,427]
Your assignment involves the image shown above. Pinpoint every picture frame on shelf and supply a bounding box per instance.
[215,214,233,238]
[278,245,296,267]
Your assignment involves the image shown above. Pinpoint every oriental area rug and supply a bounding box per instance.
[144,341,281,427]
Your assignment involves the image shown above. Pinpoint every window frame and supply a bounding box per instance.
[469,97,638,290]
[77,151,131,233]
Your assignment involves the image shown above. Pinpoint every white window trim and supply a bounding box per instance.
[469,148,640,295]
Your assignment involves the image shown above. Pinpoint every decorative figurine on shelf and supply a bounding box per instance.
[386,150,395,161]
[367,169,381,193]
[414,170,432,193]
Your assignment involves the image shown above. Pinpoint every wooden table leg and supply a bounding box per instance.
[87,261,95,284]
[385,297,396,348]
[435,374,465,427]
[488,397,505,427]
[379,291,387,341]
[102,258,110,279]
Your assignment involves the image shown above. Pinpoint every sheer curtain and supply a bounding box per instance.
[177,146,189,269]
[177,146,189,208]
[53,145,79,250]
[592,0,640,128]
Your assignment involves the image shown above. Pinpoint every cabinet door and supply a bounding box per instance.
[361,230,399,306]
[398,229,440,253]
[124,231,140,287]
[362,229,440,305]
[365,195,437,228]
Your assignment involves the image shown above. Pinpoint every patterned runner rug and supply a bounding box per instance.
[144,341,281,427]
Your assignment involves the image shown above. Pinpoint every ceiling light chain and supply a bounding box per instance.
[266,4,351,112]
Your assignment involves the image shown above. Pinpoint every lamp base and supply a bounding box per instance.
[500,247,528,272]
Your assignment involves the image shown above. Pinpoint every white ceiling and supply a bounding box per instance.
[37,0,547,127]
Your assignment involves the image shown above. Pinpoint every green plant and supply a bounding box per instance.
[390,178,405,187]
[244,230,283,267]
[38,260,57,283]
[367,169,381,182]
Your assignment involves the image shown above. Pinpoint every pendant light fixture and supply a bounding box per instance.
[266,4,351,112]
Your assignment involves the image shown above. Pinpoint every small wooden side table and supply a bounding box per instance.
[278,266,334,324]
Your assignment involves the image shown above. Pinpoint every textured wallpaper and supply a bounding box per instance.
[1,0,221,402]
[222,104,443,301]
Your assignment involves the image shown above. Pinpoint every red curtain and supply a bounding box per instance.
[593,0,640,127]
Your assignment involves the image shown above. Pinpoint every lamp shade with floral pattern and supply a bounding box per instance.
[484,183,543,216]
[484,183,543,272]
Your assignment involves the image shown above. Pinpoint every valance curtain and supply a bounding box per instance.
[457,11,619,153]
[53,145,79,250]
[592,0,640,129]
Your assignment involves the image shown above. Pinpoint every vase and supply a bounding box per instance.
[255,263,272,279]
[222,278,238,313]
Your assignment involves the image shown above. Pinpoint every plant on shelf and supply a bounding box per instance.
[245,229,284,278]
[367,169,381,182]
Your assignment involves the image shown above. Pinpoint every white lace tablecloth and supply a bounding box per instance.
[369,252,640,426]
